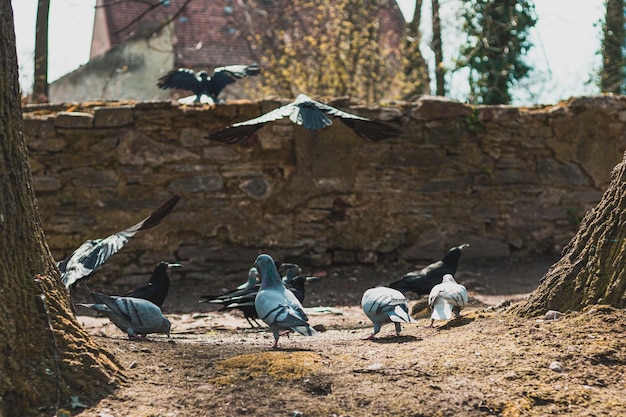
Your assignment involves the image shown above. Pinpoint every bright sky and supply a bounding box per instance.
[11,0,605,105]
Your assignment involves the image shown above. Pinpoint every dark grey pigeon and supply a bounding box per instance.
[58,195,181,291]
[157,64,261,104]
[387,243,469,296]
[208,93,401,144]
[124,261,182,307]
[253,254,317,348]
[78,292,171,339]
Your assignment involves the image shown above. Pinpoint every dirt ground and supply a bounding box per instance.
[70,255,626,417]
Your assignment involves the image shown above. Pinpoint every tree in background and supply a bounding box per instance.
[1,2,123,414]
[458,0,536,104]
[238,0,422,102]
[31,0,49,103]
[431,0,445,96]
[402,0,431,99]
[600,0,625,94]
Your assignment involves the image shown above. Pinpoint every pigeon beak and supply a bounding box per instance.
[167,263,183,268]
[305,276,321,282]
[458,244,469,250]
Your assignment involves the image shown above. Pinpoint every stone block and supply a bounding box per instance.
[94,105,134,127]
[55,112,94,128]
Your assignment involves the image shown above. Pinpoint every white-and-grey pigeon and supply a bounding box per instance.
[58,195,181,290]
[428,274,469,327]
[208,93,401,144]
[361,286,416,340]
[78,292,171,339]
[253,254,317,348]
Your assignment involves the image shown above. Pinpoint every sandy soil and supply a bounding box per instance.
[67,256,626,417]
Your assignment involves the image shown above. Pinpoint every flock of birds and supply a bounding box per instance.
[56,64,469,348]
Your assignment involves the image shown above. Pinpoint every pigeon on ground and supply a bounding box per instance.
[253,254,317,348]
[428,274,469,327]
[78,292,171,339]
[208,93,401,144]
[58,195,181,291]
[157,64,261,104]
[387,243,469,296]
[124,261,182,308]
[361,287,416,340]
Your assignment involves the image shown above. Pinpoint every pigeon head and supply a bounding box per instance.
[160,317,172,337]
[254,254,282,288]
[442,274,457,284]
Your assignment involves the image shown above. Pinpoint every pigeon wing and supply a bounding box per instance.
[208,103,295,144]
[314,100,400,141]
[59,195,181,288]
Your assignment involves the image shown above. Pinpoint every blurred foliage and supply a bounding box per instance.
[458,0,537,104]
[600,0,625,94]
[234,0,429,102]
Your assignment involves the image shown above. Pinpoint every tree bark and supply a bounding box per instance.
[0,2,124,415]
[512,151,626,317]
[31,0,49,103]
[431,0,445,96]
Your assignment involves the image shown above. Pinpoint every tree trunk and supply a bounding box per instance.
[31,0,49,103]
[403,0,431,98]
[0,2,124,415]
[431,0,445,96]
[512,151,626,317]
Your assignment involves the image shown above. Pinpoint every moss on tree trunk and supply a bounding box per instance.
[0,2,124,415]
[512,151,626,316]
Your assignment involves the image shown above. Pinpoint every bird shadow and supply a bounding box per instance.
[433,316,475,330]
[370,335,422,344]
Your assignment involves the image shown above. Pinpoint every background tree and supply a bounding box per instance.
[238,0,416,102]
[458,0,537,104]
[1,2,123,415]
[402,0,431,98]
[512,151,626,316]
[600,0,625,94]
[31,0,49,103]
[431,0,445,96]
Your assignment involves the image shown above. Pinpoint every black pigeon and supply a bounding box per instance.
[208,93,401,144]
[387,244,469,296]
[281,263,321,303]
[157,64,261,104]
[58,195,181,290]
[124,261,182,308]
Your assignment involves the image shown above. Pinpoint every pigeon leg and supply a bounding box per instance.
[279,330,291,338]
[393,322,402,336]
[427,318,436,328]
[245,317,257,328]
[362,333,376,340]
[271,330,281,349]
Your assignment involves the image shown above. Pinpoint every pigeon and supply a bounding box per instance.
[387,243,469,296]
[78,292,171,339]
[198,267,259,304]
[214,263,319,329]
[157,64,261,104]
[361,287,416,340]
[58,195,181,291]
[208,93,401,144]
[428,274,469,327]
[124,261,182,308]
[253,254,317,348]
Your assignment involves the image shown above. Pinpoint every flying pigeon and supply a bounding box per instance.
[208,93,401,144]
[78,293,171,339]
[58,195,181,291]
[253,254,317,348]
[387,243,469,296]
[361,287,416,340]
[428,274,469,327]
[124,261,182,308]
[157,64,261,104]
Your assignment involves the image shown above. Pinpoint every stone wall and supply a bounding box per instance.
[22,95,626,284]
